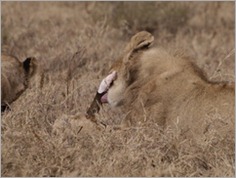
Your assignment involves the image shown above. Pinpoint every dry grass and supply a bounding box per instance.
[1,1,235,177]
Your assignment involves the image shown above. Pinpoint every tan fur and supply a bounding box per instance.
[1,54,38,109]
[106,31,235,141]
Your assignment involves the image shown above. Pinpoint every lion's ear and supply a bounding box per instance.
[22,57,37,75]
[125,31,154,54]
[123,31,154,64]
[23,57,32,73]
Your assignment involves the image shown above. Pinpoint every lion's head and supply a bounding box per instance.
[1,54,38,111]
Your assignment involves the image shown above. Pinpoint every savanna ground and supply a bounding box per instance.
[1,1,235,177]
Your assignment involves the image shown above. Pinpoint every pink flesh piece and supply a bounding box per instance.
[106,71,117,84]
[101,93,108,103]
[98,71,117,94]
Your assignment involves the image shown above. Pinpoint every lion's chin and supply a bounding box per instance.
[101,92,108,103]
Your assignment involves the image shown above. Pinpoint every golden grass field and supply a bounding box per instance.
[1,1,235,177]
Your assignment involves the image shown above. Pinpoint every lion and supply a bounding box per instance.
[1,54,38,112]
[87,31,234,141]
